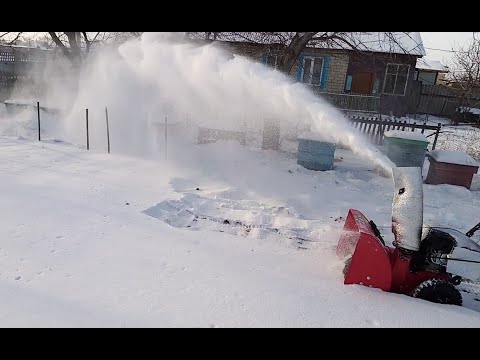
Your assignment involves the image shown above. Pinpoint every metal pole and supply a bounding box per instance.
[105,107,110,154]
[164,115,168,160]
[432,123,441,150]
[37,101,41,141]
[86,108,89,150]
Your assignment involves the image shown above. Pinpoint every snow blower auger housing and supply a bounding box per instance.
[337,167,480,306]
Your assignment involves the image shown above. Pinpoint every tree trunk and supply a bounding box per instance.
[276,32,317,75]
[65,32,82,67]
[48,32,82,68]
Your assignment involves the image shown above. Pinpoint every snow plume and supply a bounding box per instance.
[8,32,395,172]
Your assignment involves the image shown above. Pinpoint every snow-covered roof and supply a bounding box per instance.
[207,32,426,57]
[317,32,425,57]
[416,58,449,72]
[298,131,331,142]
[0,44,52,51]
[429,150,478,167]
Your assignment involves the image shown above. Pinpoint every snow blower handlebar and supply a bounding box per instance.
[466,222,480,238]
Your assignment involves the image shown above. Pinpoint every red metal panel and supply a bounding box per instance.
[389,248,449,294]
[344,232,393,291]
[337,209,376,258]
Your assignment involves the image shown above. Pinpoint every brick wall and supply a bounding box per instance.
[219,42,350,94]
[326,53,349,93]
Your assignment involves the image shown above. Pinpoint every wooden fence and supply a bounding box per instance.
[319,83,472,120]
[320,92,381,113]
[198,127,247,145]
[415,83,461,117]
[347,115,442,150]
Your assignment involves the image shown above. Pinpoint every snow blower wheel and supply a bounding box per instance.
[412,279,462,306]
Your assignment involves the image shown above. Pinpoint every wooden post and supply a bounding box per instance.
[37,101,41,141]
[105,107,110,154]
[86,108,89,150]
[432,123,441,150]
[164,116,168,160]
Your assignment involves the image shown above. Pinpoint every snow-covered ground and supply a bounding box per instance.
[436,125,480,161]
[1,135,480,327]
[413,114,480,160]
[399,114,480,160]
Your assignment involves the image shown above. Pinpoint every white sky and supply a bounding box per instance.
[421,32,474,65]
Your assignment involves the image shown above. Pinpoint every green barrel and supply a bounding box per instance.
[384,134,429,168]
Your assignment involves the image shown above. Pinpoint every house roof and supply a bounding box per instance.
[310,32,426,57]
[0,44,52,51]
[415,57,449,72]
[206,32,426,57]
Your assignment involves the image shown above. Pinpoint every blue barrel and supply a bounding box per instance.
[297,138,335,171]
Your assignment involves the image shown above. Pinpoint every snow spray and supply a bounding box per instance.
[8,32,395,173]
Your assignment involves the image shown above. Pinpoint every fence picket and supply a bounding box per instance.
[345,115,441,146]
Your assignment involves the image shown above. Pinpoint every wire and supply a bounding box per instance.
[424,47,459,53]
[431,256,480,265]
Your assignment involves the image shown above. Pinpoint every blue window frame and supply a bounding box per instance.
[297,54,330,90]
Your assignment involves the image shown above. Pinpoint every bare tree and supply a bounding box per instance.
[48,32,122,66]
[449,33,480,124]
[1,32,143,66]
[0,32,25,45]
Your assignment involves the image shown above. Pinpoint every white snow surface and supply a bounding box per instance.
[416,58,449,72]
[459,107,480,115]
[384,130,429,142]
[403,114,480,160]
[1,136,480,327]
[429,150,479,167]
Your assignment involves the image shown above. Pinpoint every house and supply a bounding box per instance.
[213,32,426,116]
[0,44,51,101]
[414,57,449,85]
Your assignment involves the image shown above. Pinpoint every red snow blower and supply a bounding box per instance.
[337,167,480,306]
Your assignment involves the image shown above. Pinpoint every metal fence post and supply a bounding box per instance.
[432,123,441,150]
[86,109,89,150]
[105,107,110,154]
[37,102,41,141]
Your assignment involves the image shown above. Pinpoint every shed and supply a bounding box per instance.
[426,150,479,189]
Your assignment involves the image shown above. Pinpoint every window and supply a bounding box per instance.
[265,54,277,69]
[373,79,380,94]
[301,57,324,86]
[261,54,278,69]
[345,75,353,92]
[417,71,437,85]
[383,64,410,95]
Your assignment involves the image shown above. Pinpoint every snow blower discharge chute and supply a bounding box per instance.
[337,167,480,306]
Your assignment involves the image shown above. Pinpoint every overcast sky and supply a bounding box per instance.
[421,32,474,65]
